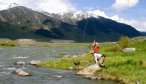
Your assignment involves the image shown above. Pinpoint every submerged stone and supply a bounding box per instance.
[46,75,63,79]
[14,69,31,76]
[15,61,26,65]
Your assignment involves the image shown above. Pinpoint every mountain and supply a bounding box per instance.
[0,6,143,42]
[0,6,87,42]
[76,17,143,41]
[41,10,143,42]
[141,32,146,36]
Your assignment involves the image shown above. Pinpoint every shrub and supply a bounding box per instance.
[105,43,121,52]
[112,45,122,52]
[118,36,129,49]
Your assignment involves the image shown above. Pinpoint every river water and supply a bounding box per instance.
[0,47,118,84]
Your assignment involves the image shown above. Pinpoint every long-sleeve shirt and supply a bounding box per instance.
[93,46,99,53]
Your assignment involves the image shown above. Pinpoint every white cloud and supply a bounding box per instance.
[112,0,139,11]
[110,15,146,31]
[92,10,108,18]
[128,20,146,31]
[0,0,22,10]
[37,0,76,13]
[0,0,76,13]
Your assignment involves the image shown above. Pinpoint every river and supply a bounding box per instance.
[0,47,119,84]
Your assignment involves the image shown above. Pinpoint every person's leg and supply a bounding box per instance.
[98,59,100,66]
[98,57,103,66]
[95,53,102,65]
[101,54,106,64]
[94,53,98,64]
[91,52,95,62]
[99,57,106,67]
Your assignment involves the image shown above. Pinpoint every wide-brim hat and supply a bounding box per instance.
[95,42,98,45]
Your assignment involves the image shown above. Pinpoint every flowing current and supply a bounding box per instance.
[0,47,119,84]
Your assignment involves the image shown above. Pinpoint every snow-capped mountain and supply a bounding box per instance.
[0,6,143,42]
[42,10,101,24]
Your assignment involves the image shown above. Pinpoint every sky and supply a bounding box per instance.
[0,0,146,32]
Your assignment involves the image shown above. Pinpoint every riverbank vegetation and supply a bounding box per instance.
[0,38,90,48]
[0,36,145,48]
[37,36,146,84]
[0,39,17,47]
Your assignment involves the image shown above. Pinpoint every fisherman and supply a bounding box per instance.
[92,41,106,67]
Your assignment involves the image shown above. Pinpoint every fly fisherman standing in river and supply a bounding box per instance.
[92,41,106,67]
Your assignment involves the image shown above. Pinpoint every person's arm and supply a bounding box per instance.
[92,40,96,46]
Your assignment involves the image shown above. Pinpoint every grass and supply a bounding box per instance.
[37,53,94,70]
[37,40,146,84]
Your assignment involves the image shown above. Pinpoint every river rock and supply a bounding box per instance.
[53,75,63,78]
[46,75,63,79]
[97,77,102,80]
[72,55,77,58]
[76,64,100,76]
[84,75,92,79]
[91,76,98,80]
[14,69,30,76]
[83,74,101,80]
[29,60,41,65]
[68,66,74,70]
[82,53,87,56]
[122,48,136,52]
[63,55,71,58]
[15,61,26,65]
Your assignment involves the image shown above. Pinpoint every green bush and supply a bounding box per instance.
[118,36,129,49]
[0,40,17,47]
[105,43,121,52]
[112,45,122,52]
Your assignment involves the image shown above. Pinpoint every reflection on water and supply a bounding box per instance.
[0,47,119,84]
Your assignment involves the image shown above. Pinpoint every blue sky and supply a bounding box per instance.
[70,0,114,11]
[0,0,146,31]
[70,0,145,20]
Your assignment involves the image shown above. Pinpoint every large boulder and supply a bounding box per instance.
[14,69,30,76]
[76,64,100,76]
[29,60,41,65]
[72,55,78,58]
[122,48,136,52]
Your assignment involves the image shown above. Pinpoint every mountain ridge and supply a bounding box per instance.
[0,6,143,42]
